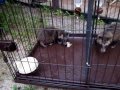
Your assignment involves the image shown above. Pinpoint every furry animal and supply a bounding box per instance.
[96,22,120,53]
[37,27,70,47]
[109,0,118,5]
[57,30,70,46]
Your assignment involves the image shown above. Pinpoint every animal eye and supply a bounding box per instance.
[98,36,102,39]
[106,38,110,41]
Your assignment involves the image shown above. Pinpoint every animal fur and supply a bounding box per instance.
[109,0,118,5]
[37,27,70,47]
[96,22,120,53]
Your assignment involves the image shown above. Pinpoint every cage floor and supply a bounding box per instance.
[16,37,120,85]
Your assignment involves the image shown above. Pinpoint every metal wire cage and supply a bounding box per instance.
[0,0,120,89]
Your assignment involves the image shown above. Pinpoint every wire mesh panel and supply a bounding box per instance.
[88,0,120,88]
[0,0,120,89]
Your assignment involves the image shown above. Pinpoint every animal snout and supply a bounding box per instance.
[100,47,106,53]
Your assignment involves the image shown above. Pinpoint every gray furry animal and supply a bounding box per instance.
[96,22,120,53]
[37,27,70,47]
[109,0,118,5]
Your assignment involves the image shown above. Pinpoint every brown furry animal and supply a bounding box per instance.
[37,27,70,47]
[96,22,120,53]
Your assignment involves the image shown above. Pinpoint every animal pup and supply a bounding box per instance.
[96,22,120,53]
[37,27,70,47]
[57,30,70,46]
[108,0,118,5]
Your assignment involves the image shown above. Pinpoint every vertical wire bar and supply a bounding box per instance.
[6,53,17,75]
[108,8,120,84]
[70,0,74,82]
[38,6,46,79]
[116,60,120,85]
[85,0,94,84]
[1,32,15,78]
[87,0,98,83]
[62,0,67,81]
[21,5,37,73]
[25,5,36,44]
[2,4,19,61]
[6,3,26,60]
[108,46,120,84]
[3,5,25,76]
[53,1,57,27]
[3,4,14,40]
[72,0,75,82]
[15,5,30,54]
[50,1,60,80]
[22,5,35,43]
[55,9,57,28]
[46,3,53,80]
[0,51,15,78]
[42,4,53,80]
[61,0,63,29]
[38,4,47,79]
[11,4,28,59]
[18,6,31,53]
[56,4,59,28]
[93,0,101,83]
[20,6,33,54]
[1,5,26,74]
[0,3,28,76]
[0,8,16,76]
[101,55,110,83]
[94,0,99,35]
[52,0,59,9]
[100,2,112,83]
[13,5,30,74]
[80,0,86,83]
[50,2,54,27]
[84,0,95,83]
[20,3,37,78]
[94,0,110,83]
[60,0,67,81]
[0,39,16,76]
[18,5,34,74]
[0,6,16,77]
[0,23,16,77]
[78,0,81,81]
[49,2,52,27]
[29,0,39,67]
[28,0,42,80]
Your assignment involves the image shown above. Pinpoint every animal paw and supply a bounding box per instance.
[111,45,116,48]
[40,42,47,48]
[66,42,72,48]
[49,43,53,46]
[100,48,106,53]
